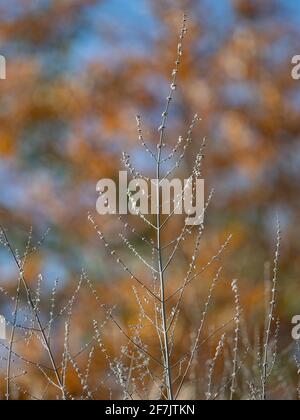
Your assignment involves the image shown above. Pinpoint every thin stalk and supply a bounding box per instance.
[153,15,187,399]
[1,226,66,400]
[156,141,173,400]
[6,275,21,400]
[261,219,281,400]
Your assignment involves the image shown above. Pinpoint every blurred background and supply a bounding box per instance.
[0,0,299,399]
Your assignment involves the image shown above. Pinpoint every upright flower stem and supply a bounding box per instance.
[261,219,281,400]
[154,16,187,399]
[156,138,173,400]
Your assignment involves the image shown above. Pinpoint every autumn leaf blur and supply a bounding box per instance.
[0,0,299,400]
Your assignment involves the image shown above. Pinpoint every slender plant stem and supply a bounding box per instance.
[156,141,173,400]
[261,219,281,400]
[1,226,66,400]
[6,275,21,400]
[153,15,187,399]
